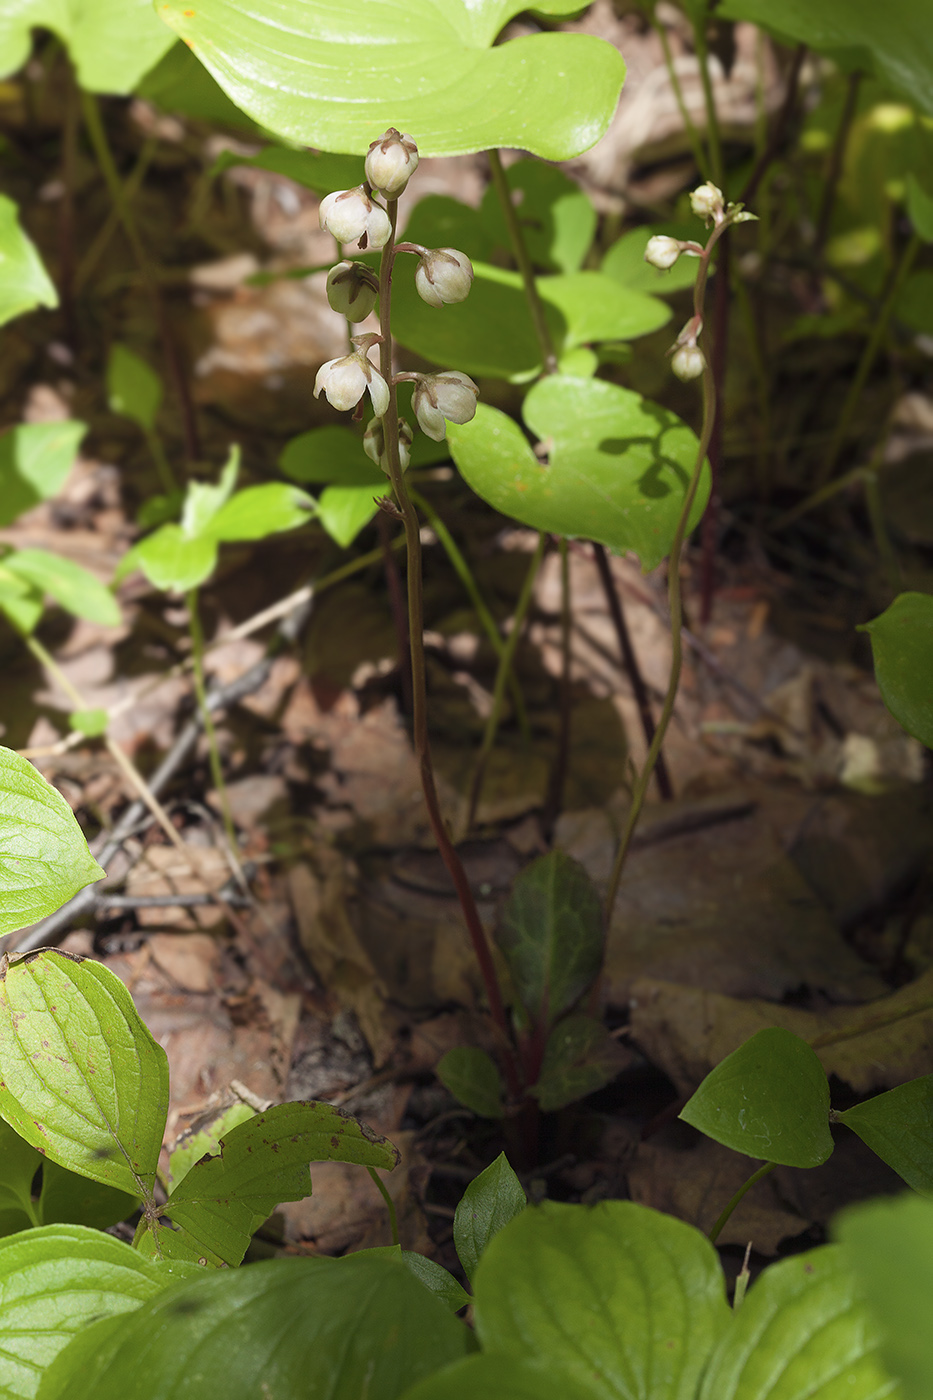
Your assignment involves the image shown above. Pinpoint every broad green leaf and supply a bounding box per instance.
[475,1200,730,1400]
[136,40,263,132]
[0,194,58,328]
[603,225,701,296]
[401,1354,599,1400]
[906,175,933,243]
[699,1245,895,1400]
[153,0,626,160]
[181,449,240,538]
[0,1224,183,1400]
[479,159,598,274]
[836,1193,933,1400]
[279,426,386,487]
[495,851,603,1026]
[836,1076,933,1196]
[148,1101,400,1267]
[715,0,933,118]
[319,485,390,547]
[68,709,109,738]
[0,949,169,1198]
[205,482,316,542]
[37,1160,138,1231]
[542,272,671,348]
[0,1117,42,1236]
[168,1101,255,1188]
[404,196,497,267]
[0,421,86,529]
[453,1153,525,1282]
[402,1252,471,1313]
[0,0,174,94]
[134,526,218,592]
[106,346,162,432]
[680,1028,833,1168]
[210,145,365,197]
[438,1047,505,1120]
[45,1252,471,1400]
[448,378,709,571]
[532,1014,630,1112]
[859,592,933,749]
[4,550,120,628]
[0,566,42,635]
[0,748,104,933]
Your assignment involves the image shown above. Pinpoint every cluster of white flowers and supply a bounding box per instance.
[314,129,480,457]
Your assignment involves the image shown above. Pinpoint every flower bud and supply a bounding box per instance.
[644,235,685,271]
[690,182,724,224]
[365,129,419,199]
[314,351,389,417]
[364,416,413,472]
[671,344,705,381]
[412,371,480,441]
[414,248,474,308]
[325,261,380,322]
[319,186,391,250]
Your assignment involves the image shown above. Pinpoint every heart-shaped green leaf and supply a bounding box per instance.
[0,0,174,94]
[0,194,58,328]
[4,550,120,629]
[133,525,218,593]
[107,346,162,432]
[204,483,316,542]
[475,1200,730,1400]
[603,225,701,296]
[0,748,105,934]
[438,1047,505,1120]
[532,1014,630,1112]
[836,1075,933,1196]
[448,378,709,570]
[454,1153,525,1283]
[699,1245,894,1400]
[0,421,86,529]
[680,1028,833,1168]
[859,591,933,749]
[480,159,598,274]
[280,426,386,487]
[0,950,169,1198]
[153,0,625,159]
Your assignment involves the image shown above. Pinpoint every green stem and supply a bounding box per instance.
[543,537,572,830]
[708,1162,776,1244]
[691,8,724,190]
[487,150,558,374]
[186,587,239,857]
[377,201,520,1098]
[466,533,546,833]
[74,134,157,294]
[863,469,902,597]
[367,1167,399,1247]
[144,425,179,497]
[651,13,710,180]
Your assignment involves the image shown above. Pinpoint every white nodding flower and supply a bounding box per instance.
[314,351,389,417]
[364,416,413,472]
[412,371,480,441]
[690,182,724,224]
[319,186,391,249]
[365,129,419,199]
[644,235,684,270]
[414,248,474,308]
[671,344,706,381]
[325,261,380,322]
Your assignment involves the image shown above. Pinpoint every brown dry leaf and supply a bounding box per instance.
[125,843,232,930]
[629,969,933,1096]
[148,932,220,993]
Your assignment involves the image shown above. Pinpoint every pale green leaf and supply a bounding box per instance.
[180,448,240,538]
[0,567,43,635]
[210,145,364,196]
[4,550,120,627]
[68,709,109,738]
[0,194,57,328]
[134,525,218,592]
[0,421,86,529]
[318,484,388,547]
[480,159,598,274]
[603,225,701,296]
[0,0,174,94]
[205,483,316,542]
[859,592,933,749]
[454,1153,525,1282]
[136,40,263,131]
[106,346,162,432]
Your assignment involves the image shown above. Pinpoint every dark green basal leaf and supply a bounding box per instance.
[680,1028,833,1168]
[37,1160,138,1232]
[0,1223,186,1400]
[0,194,58,328]
[475,1200,730,1400]
[836,1193,933,1400]
[279,426,387,487]
[859,592,933,749]
[698,1244,895,1400]
[0,421,86,529]
[402,1252,471,1314]
[0,749,105,934]
[0,950,169,1198]
[106,345,162,432]
[531,1014,630,1112]
[496,851,603,1026]
[836,1076,933,1196]
[44,1252,471,1400]
[0,0,174,95]
[0,1118,43,1236]
[204,483,316,542]
[401,1354,599,1400]
[210,145,365,196]
[148,1101,400,1267]
[437,1047,505,1120]
[454,1153,526,1283]
[4,550,120,628]
[479,159,598,274]
[153,0,626,160]
[603,224,701,296]
[448,378,709,571]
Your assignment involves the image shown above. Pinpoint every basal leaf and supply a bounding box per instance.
[0,1117,42,1236]
[106,346,163,433]
[448,378,708,570]
[603,225,701,296]
[154,0,626,160]
[279,426,386,487]
[532,1014,630,1112]
[401,1251,471,1314]
[0,0,174,95]
[133,525,218,592]
[0,194,58,328]
[37,1160,138,1231]
[0,950,169,1198]
[46,1252,471,1400]
[479,159,598,274]
[438,1047,505,1120]
[859,592,933,749]
[0,421,86,529]
[680,1028,833,1168]
[836,1075,933,1196]
[401,1354,599,1400]
[68,709,109,739]
[151,1101,400,1266]
[210,145,365,197]
[4,550,120,628]
[318,484,389,547]
[205,483,316,542]
[475,1200,730,1400]
[699,1245,895,1400]
[0,748,105,933]
[495,851,603,1026]
[454,1154,525,1284]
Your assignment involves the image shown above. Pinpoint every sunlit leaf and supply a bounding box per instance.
[0,421,86,529]
[318,485,389,547]
[0,0,174,95]
[0,194,58,328]
[168,1101,255,1188]
[4,550,120,628]
[603,224,701,296]
[106,346,163,433]
[454,1153,526,1283]
[205,483,316,542]
[133,525,218,593]
[401,1354,599,1400]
